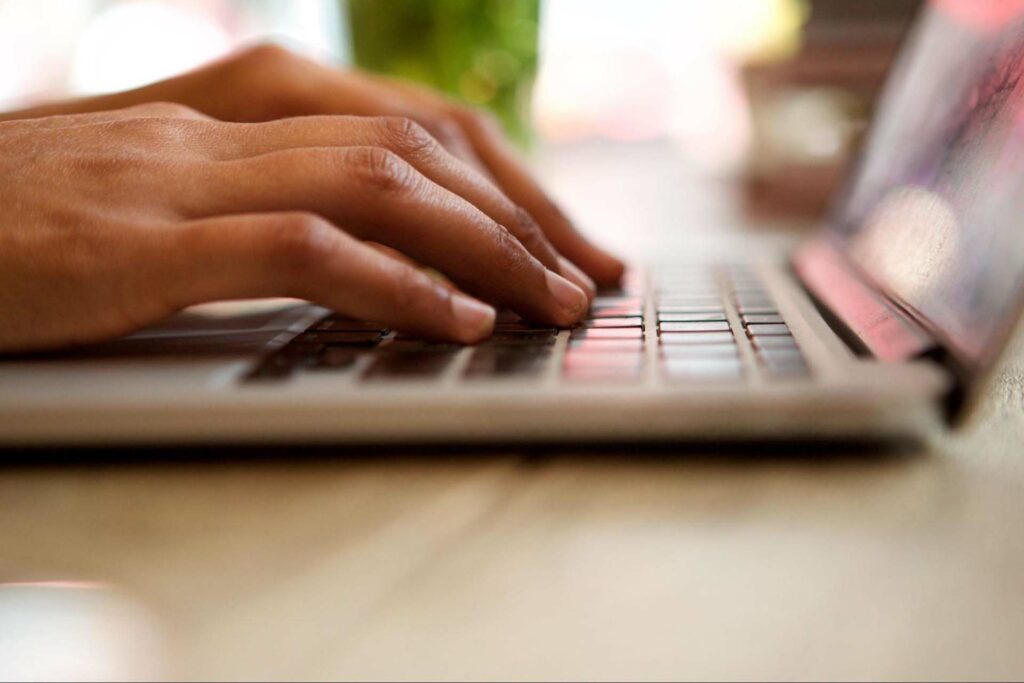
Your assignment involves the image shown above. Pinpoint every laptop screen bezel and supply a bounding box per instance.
[795,1,1024,422]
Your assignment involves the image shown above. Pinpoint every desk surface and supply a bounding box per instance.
[1,142,1023,681]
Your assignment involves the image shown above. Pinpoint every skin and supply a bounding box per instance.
[0,44,625,353]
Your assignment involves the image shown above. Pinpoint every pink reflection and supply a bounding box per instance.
[933,0,1024,32]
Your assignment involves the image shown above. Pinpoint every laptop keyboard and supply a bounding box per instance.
[244,266,811,385]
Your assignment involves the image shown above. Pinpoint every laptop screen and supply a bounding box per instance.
[829,0,1024,368]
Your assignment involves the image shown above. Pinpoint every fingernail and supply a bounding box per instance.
[558,256,597,302]
[545,269,588,315]
[450,292,496,338]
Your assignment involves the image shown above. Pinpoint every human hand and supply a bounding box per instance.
[4,43,624,286]
[0,104,595,352]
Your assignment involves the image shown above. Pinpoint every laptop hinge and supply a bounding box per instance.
[791,237,939,362]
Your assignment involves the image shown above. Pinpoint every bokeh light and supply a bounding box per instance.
[71,0,231,94]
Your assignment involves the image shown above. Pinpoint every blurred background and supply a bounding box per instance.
[0,0,920,226]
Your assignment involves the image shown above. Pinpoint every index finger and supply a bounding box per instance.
[449,107,626,286]
[367,75,626,286]
[190,146,591,327]
[206,115,594,298]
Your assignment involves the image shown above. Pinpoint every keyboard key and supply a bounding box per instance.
[735,302,776,315]
[762,365,809,379]
[493,321,558,333]
[659,332,735,345]
[464,346,551,379]
[741,313,784,325]
[592,296,642,308]
[589,305,644,318]
[485,331,558,345]
[658,296,723,307]
[660,343,739,359]
[658,321,731,333]
[563,367,644,382]
[658,287,720,298]
[734,293,770,302]
[750,335,799,350]
[756,346,805,362]
[581,316,644,328]
[569,339,645,353]
[571,327,644,340]
[245,340,325,382]
[312,317,388,333]
[662,357,743,381]
[275,344,322,367]
[564,352,643,368]
[310,347,359,371]
[736,305,778,315]
[386,339,463,352]
[657,305,726,315]
[292,330,383,347]
[759,356,810,377]
[745,323,791,336]
[658,273,714,285]
[245,357,295,382]
[657,312,727,323]
[563,353,644,381]
[728,284,768,294]
[755,344,809,377]
[659,268,710,277]
[363,350,456,380]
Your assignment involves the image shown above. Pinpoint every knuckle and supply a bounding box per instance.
[223,43,312,118]
[386,265,432,314]
[347,146,416,194]
[375,116,438,157]
[236,42,297,70]
[453,105,501,132]
[413,112,460,140]
[100,117,160,139]
[130,101,204,120]
[262,212,335,277]
[510,206,547,253]
[70,146,146,178]
[430,118,471,152]
[491,224,532,278]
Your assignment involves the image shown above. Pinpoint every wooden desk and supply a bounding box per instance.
[1,142,1022,681]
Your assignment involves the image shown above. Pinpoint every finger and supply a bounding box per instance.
[222,53,489,170]
[450,108,626,286]
[364,242,458,294]
[189,146,589,326]
[208,115,594,299]
[159,212,496,343]
[361,75,625,285]
[300,69,489,169]
[101,102,214,121]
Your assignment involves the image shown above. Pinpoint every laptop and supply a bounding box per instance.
[2,1,1023,445]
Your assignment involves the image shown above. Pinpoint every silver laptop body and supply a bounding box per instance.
[1,4,1022,445]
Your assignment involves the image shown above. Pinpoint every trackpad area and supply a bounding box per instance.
[117,299,318,353]
[0,300,327,399]
[8,299,320,361]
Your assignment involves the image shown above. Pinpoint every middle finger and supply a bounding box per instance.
[188,145,590,326]
[200,115,595,299]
